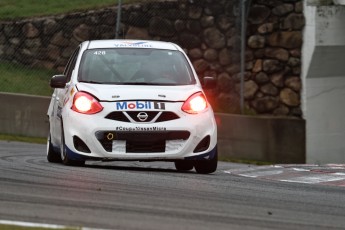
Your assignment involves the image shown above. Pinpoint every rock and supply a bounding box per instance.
[280,88,300,106]
[290,49,301,57]
[22,23,39,38]
[3,23,22,37]
[217,93,241,114]
[295,2,303,13]
[258,23,275,34]
[203,28,226,49]
[25,38,41,48]
[217,72,235,93]
[248,35,265,49]
[253,59,263,73]
[125,26,151,40]
[149,17,175,37]
[288,57,300,67]
[187,20,201,34]
[193,59,209,73]
[227,35,241,48]
[292,66,301,75]
[174,20,185,32]
[219,48,232,65]
[179,32,201,49]
[285,77,301,92]
[225,64,240,75]
[268,31,303,49]
[282,13,305,30]
[248,5,271,24]
[47,44,61,60]
[32,60,55,69]
[255,71,269,84]
[244,80,259,99]
[261,83,279,96]
[263,59,283,73]
[201,16,215,27]
[9,38,21,46]
[203,49,218,61]
[189,48,203,59]
[128,12,149,27]
[290,107,303,117]
[251,96,279,113]
[273,104,290,116]
[272,4,294,16]
[217,15,233,31]
[51,31,70,47]
[264,48,289,62]
[189,5,203,19]
[73,24,91,42]
[271,72,285,87]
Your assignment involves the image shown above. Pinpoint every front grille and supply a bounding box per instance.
[127,140,165,153]
[155,112,179,122]
[96,131,190,153]
[105,112,129,122]
[105,111,180,123]
[126,111,158,122]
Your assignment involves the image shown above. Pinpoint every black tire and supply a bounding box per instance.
[60,122,85,166]
[174,161,194,171]
[194,149,218,174]
[47,134,61,163]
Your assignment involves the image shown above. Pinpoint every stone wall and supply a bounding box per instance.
[0,0,304,117]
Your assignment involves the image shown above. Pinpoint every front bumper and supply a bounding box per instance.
[62,101,217,161]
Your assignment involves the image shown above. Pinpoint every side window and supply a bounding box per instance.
[64,47,80,82]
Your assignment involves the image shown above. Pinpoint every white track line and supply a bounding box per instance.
[0,220,109,230]
[0,220,67,229]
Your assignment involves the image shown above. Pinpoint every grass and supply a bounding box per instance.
[0,133,46,144]
[0,61,55,96]
[0,0,154,20]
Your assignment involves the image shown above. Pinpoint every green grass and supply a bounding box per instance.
[0,0,152,20]
[0,133,46,144]
[0,61,55,96]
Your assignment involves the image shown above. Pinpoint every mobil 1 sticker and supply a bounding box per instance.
[115,101,165,110]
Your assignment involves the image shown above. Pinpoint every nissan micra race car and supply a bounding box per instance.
[47,40,218,174]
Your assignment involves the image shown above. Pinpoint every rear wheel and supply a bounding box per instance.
[60,122,85,166]
[174,161,194,171]
[194,149,218,174]
[47,134,61,163]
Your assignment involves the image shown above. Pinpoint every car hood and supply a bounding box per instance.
[76,83,203,101]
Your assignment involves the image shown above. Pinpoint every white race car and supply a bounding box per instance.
[47,40,218,174]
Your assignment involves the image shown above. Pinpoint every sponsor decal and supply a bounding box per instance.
[116,101,165,110]
[114,41,153,48]
[116,126,167,131]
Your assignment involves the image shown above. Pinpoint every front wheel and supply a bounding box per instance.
[60,122,85,166]
[194,150,218,174]
[174,161,194,171]
[47,134,61,163]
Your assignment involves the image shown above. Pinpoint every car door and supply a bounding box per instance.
[52,47,81,145]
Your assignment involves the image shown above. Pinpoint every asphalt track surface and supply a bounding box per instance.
[1,140,345,230]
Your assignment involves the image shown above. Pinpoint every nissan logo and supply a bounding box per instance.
[137,112,148,122]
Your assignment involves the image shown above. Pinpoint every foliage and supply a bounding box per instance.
[0,61,55,96]
[0,0,153,20]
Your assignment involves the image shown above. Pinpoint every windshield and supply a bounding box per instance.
[78,48,196,85]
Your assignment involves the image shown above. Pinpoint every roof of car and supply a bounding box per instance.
[86,39,181,51]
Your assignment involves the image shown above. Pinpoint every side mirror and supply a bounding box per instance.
[50,75,67,88]
[202,76,216,89]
